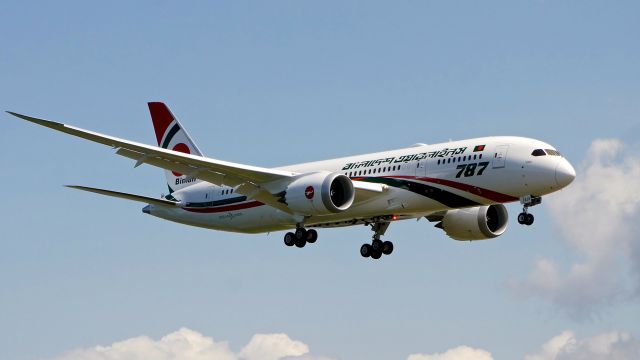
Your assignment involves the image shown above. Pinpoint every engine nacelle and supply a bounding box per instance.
[285,172,355,215]
[441,204,509,241]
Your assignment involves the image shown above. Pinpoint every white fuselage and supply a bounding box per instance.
[146,136,575,234]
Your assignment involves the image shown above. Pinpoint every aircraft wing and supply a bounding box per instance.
[7,111,385,214]
[66,185,179,207]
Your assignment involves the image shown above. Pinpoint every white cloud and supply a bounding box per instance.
[407,346,494,360]
[239,333,309,360]
[51,328,329,360]
[525,330,640,360]
[51,328,236,360]
[525,331,577,360]
[512,138,640,318]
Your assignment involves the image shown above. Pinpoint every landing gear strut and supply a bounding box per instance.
[518,195,541,226]
[284,226,318,248]
[360,222,393,260]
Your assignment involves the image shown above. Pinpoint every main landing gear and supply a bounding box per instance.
[360,222,393,260]
[518,195,542,226]
[283,226,318,248]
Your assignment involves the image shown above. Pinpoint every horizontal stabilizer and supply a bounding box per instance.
[66,185,178,207]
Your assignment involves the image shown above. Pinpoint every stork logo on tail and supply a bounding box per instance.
[171,143,191,176]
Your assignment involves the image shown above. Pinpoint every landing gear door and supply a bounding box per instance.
[492,145,509,169]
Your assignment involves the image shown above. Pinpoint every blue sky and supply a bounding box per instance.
[1,1,639,359]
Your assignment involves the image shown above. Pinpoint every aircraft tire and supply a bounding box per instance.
[284,232,296,247]
[295,227,307,240]
[526,213,534,226]
[517,213,527,225]
[360,244,372,258]
[372,239,384,252]
[371,249,382,260]
[382,241,394,255]
[295,238,306,248]
[306,229,318,243]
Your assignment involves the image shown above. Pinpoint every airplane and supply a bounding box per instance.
[6,103,576,260]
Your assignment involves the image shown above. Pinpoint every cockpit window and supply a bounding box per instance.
[546,149,561,156]
[531,149,546,156]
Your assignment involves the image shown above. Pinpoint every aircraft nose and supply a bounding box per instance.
[555,159,576,188]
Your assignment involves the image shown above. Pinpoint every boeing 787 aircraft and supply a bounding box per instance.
[7,103,575,260]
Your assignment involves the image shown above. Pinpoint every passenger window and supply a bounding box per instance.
[473,154,477,160]
[531,149,546,156]
[479,154,483,159]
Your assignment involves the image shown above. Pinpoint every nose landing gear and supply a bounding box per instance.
[518,195,541,226]
[360,222,393,260]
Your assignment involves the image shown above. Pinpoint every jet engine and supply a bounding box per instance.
[439,204,509,241]
[284,172,355,215]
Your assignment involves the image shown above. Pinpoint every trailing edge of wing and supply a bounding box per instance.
[66,185,179,207]
[6,111,297,213]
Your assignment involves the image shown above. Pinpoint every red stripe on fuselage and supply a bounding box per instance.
[388,176,518,203]
[182,201,264,213]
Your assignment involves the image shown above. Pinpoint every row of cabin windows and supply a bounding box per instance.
[205,188,235,199]
[342,153,486,177]
[436,153,483,165]
[345,165,401,178]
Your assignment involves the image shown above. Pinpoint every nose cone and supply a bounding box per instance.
[555,159,576,188]
[142,205,151,214]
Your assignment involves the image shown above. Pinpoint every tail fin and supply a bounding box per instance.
[148,102,204,193]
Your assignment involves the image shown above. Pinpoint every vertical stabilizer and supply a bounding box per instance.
[148,102,204,193]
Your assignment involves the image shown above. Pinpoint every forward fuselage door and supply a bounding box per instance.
[416,159,427,178]
[492,144,509,169]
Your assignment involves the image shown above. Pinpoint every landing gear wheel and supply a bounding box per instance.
[295,228,307,240]
[284,232,295,247]
[371,239,384,252]
[360,244,372,258]
[305,229,318,243]
[382,241,394,255]
[371,250,382,260]
[517,213,527,225]
[295,238,306,248]
[525,213,534,226]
